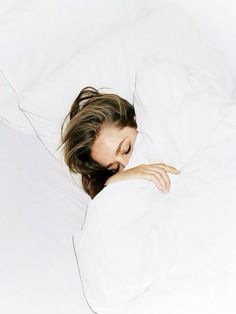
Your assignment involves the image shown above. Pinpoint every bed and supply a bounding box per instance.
[1,1,236,314]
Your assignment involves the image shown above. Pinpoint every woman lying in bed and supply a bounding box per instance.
[60,86,180,198]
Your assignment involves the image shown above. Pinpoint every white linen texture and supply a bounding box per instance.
[74,59,236,314]
[0,0,159,133]
[1,2,236,314]
[0,122,91,314]
[1,3,234,156]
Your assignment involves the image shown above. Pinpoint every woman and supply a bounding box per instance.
[60,86,180,198]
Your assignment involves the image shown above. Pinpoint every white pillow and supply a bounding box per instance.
[133,58,231,167]
[0,0,161,133]
[0,70,31,132]
[17,3,235,156]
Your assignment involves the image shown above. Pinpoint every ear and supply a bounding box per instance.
[134,115,136,121]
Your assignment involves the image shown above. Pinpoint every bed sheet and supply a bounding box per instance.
[0,122,91,314]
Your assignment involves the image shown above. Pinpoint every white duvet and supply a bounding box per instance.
[1,2,236,314]
[74,60,236,314]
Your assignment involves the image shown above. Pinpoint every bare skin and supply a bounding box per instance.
[106,163,180,193]
[91,124,181,193]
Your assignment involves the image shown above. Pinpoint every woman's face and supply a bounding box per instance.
[91,124,137,172]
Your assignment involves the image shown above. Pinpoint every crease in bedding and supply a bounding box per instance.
[74,60,236,314]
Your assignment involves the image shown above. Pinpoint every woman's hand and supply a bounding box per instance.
[105,163,181,193]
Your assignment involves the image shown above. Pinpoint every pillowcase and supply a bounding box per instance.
[133,58,231,167]
[17,3,236,157]
[0,0,161,133]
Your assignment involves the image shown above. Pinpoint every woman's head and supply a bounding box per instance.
[60,86,137,198]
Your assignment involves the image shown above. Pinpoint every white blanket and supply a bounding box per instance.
[74,60,236,313]
[0,123,92,314]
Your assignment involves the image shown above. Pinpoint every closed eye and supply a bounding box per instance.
[125,144,131,155]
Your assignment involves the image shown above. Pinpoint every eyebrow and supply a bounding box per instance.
[116,138,126,155]
[106,138,126,169]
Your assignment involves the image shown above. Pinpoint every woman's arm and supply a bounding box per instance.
[105,163,181,193]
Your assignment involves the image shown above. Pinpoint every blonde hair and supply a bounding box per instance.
[60,86,136,198]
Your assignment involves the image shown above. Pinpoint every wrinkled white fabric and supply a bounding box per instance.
[75,60,236,314]
[2,3,234,152]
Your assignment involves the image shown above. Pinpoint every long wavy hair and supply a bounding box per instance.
[59,86,137,198]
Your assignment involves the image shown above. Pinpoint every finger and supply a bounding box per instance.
[154,163,181,174]
[146,172,168,193]
[146,173,165,192]
[154,168,171,191]
[146,166,171,190]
